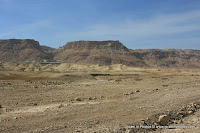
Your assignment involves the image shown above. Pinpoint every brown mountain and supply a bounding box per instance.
[0,39,52,62]
[41,45,56,54]
[130,49,200,68]
[1,39,200,68]
[54,41,146,67]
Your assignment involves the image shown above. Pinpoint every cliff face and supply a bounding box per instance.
[63,41,129,51]
[54,41,146,66]
[131,49,200,68]
[0,39,52,62]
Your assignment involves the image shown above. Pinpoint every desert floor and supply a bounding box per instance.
[0,65,200,133]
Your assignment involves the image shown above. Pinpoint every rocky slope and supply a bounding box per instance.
[54,41,146,67]
[0,39,52,62]
[130,49,200,68]
[41,45,56,54]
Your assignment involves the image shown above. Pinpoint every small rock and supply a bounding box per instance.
[93,97,97,100]
[153,89,159,91]
[75,98,82,101]
[188,111,193,115]
[100,96,104,99]
[135,90,140,93]
[88,97,92,100]
[13,117,18,119]
[58,104,64,108]
[163,85,168,87]
[173,120,178,124]
[158,115,168,125]
[179,119,184,124]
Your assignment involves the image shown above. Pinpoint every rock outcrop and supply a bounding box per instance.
[54,41,146,67]
[131,49,200,68]
[0,39,52,62]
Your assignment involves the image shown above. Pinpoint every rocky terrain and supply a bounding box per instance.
[41,45,56,54]
[0,39,200,132]
[0,63,200,132]
[1,39,200,68]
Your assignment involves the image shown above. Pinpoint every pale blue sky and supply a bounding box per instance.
[0,0,200,49]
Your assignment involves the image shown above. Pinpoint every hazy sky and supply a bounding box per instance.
[0,0,200,49]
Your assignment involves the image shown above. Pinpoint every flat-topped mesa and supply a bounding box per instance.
[64,40,129,51]
[0,39,52,62]
[0,39,39,44]
[54,40,147,66]
[0,39,42,51]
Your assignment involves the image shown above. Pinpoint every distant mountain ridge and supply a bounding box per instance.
[0,39,200,68]
[130,49,200,68]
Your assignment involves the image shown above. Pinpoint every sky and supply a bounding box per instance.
[0,0,200,49]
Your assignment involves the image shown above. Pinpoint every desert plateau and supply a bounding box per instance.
[0,40,200,133]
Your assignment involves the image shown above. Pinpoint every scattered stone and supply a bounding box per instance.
[34,86,38,88]
[75,98,82,101]
[34,103,38,106]
[135,90,140,93]
[179,119,184,124]
[58,104,64,108]
[93,97,97,100]
[158,115,168,125]
[163,85,168,87]
[100,96,104,99]
[88,97,92,100]
[13,117,18,119]
[188,111,193,115]
[173,120,178,124]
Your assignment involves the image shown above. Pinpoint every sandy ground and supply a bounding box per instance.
[0,63,200,133]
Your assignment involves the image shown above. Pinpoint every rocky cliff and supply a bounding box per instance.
[54,41,146,66]
[0,39,52,62]
[130,49,200,68]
